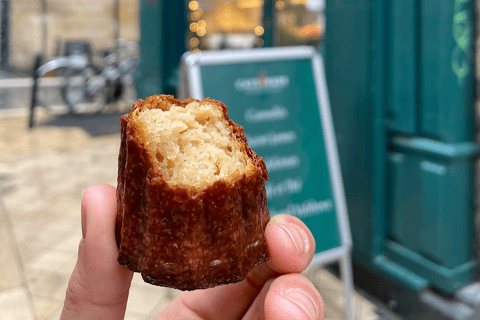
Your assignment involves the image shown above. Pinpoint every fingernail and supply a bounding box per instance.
[280,289,318,320]
[277,222,307,256]
[271,214,286,224]
[81,189,86,239]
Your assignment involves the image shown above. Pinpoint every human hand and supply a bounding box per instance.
[60,184,324,320]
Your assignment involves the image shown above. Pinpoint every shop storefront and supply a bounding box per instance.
[137,1,480,319]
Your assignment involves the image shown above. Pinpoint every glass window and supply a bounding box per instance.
[274,0,324,47]
[186,0,264,52]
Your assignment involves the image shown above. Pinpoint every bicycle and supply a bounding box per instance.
[29,40,138,127]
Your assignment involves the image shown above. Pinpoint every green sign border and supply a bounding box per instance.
[182,46,352,264]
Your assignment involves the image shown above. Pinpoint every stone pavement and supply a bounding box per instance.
[0,107,386,319]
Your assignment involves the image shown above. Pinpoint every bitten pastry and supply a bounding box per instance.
[116,95,270,291]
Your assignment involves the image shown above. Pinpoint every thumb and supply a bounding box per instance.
[61,184,134,320]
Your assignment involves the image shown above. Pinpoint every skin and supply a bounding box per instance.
[60,184,325,320]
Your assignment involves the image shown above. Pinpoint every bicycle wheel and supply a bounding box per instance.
[62,69,105,114]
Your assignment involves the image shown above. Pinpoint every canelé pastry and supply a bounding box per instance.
[116,95,270,290]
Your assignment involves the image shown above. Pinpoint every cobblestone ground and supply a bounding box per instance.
[0,109,383,319]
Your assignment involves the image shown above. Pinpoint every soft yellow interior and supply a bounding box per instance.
[134,101,252,187]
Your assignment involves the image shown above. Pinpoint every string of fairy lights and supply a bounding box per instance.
[188,1,203,53]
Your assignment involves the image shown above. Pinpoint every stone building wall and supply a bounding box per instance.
[9,0,139,73]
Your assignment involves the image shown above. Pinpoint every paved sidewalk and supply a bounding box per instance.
[0,108,385,319]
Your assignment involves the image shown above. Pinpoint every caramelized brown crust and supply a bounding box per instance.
[116,95,270,290]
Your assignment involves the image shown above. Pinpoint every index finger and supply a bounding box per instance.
[157,214,316,319]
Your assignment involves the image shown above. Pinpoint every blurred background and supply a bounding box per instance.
[0,0,479,319]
